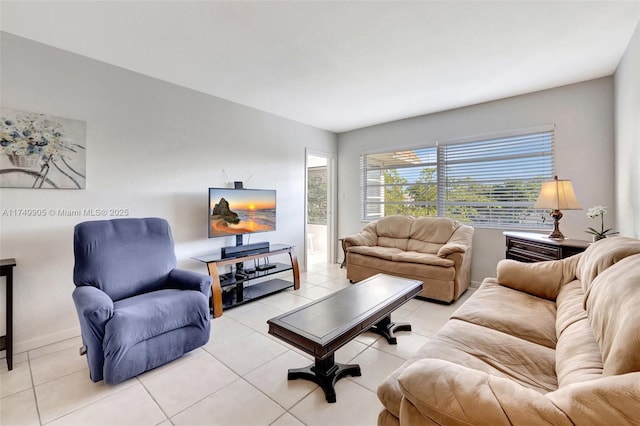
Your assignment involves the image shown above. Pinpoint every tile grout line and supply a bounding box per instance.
[136,376,174,425]
[26,350,44,426]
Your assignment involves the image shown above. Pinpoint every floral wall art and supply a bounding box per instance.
[0,108,86,189]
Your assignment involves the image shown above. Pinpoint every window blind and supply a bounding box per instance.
[360,127,555,229]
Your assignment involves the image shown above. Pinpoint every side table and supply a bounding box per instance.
[1,258,16,370]
[504,232,590,262]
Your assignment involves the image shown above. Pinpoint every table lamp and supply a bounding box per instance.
[534,176,581,240]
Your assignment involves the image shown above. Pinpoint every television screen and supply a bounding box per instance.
[208,188,276,238]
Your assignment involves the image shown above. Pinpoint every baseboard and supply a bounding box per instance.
[469,280,482,289]
[13,326,81,355]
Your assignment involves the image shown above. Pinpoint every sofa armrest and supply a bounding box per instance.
[344,222,378,249]
[168,268,212,297]
[437,224,473,258]
[496,255,579,301]
[398,359,572,426]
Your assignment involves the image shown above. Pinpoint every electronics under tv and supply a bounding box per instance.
[208,187,276,257]
[220,241,270,259]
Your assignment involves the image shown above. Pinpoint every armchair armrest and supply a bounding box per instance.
[168,268,212,297]
[496,255,579,301]
[72,285,114,326]
[398,359,571,426]
[72,286,114,382]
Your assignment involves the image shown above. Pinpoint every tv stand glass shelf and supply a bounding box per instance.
[193,244,300,318]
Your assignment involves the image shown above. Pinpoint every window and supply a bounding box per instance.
[360,127,555,229]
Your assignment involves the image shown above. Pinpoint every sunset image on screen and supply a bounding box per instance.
[209,188,276,237]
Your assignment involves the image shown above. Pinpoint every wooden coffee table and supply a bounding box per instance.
[267,273,423,403]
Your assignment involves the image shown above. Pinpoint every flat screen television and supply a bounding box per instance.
[208,188,276,241]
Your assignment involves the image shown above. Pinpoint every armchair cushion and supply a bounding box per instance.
[107,289,209,349]
[74,218,177,301]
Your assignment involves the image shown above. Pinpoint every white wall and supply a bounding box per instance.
[614,23,640,238]
[0,33,337,353]
[337,78,615,284]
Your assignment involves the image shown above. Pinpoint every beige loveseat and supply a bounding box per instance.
[344,215,473,303]
[377,236,640,426]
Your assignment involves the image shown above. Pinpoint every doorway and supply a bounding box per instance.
[305,150,337,267]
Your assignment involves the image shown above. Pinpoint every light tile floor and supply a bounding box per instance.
[1,257,475,426]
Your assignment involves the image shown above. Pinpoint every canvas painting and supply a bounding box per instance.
[0,108,86,189]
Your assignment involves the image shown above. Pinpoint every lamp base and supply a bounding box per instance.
[547,210,565,240]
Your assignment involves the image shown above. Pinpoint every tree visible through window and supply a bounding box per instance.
[308,166,327,225]
[360,127,555,229]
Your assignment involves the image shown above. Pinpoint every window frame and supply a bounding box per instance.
[359,125,556,230]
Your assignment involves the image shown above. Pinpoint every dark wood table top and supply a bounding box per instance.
[0,258,17,268]
[268,274,422,359]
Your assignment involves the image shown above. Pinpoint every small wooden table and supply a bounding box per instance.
[267,274,423,403]
[1,258,16,370]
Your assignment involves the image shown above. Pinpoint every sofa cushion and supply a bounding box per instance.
[397,359,569,426]
[451,279,557,349]
[347,245,402,261]
[497,256,579,301]
[409,216,460,244]
[429,320,558,392]
[576,236,640,294]
[376,216,413,250]
[546,372,640,425]
[348,252,455,282]
[555,318,603,387]
[585,253,640,376]
[378,319,558,418]
[555,280,587,336]
[405,240,442,255]
[390,251,454,267]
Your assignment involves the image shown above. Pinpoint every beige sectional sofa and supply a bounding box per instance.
[344,215,474,303]
[377,236,640,426]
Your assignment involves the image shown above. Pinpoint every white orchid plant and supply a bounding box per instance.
[586,205,618,239]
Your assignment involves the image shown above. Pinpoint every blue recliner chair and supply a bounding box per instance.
[72,217,211,384]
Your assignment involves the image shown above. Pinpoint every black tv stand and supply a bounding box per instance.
[193,244,300,318]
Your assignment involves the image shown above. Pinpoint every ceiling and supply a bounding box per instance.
[1,1,639,133]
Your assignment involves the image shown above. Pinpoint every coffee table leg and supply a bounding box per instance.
[369,316,412,344]
[287,354,361,403]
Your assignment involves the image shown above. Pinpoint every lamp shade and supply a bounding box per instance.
[534,176,581,210]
